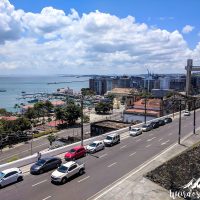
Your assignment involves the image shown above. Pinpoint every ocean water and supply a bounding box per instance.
[0,75,89,112]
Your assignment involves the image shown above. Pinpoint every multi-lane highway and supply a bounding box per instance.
[0,110,199,200]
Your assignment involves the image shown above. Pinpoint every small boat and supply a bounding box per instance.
[28,99,39,103]
[21,91,26,94]
[0,89,6,92]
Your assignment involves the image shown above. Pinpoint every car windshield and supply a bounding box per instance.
[106,136,113,140]
[131,128,138,131]
[89,143,97,147]
[0,172,5,179]
[36,159,46,166]
[57,165,68,173]
[69,148,76,153]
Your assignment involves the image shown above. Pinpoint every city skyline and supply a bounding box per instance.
[1,0,200,75]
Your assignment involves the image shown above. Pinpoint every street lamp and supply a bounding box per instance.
[81,95,84,146]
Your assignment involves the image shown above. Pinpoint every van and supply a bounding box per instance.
[103,133,120,146]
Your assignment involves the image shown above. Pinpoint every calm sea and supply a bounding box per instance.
[0,75,89,112]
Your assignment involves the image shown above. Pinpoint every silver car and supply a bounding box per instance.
[141,124,153,132]
[129,128,142,136]
[0,168,23,188]
[86,141,105,153]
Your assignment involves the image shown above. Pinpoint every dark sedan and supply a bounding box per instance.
[164,117,172,124]
[158,119,165,126]
[30,157,62,174]
[150,121,160,129]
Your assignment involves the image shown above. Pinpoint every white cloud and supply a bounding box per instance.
[0,0,199,75]
[182,25,194,34]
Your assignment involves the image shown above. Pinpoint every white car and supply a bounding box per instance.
[103,133,120,146]
[0,168,23,188]
[184,111,190,116]
[129,128,142,136]
[51,161,85,184]
[86,141,105,153]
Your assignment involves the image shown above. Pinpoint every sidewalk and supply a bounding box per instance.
[88,130,200,200]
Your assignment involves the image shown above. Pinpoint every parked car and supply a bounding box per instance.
[184,111,190,116]
[30,157,62,174]
[64,146,86,161]
[0,168,23,188]
[164,117,172,124]
[150,121,160,129]
[51,161,85,184]
[129,128,142,136]
[158,119,165,126]
[86,141,105,153]
[141,124,153,132]
[103,133,120,146]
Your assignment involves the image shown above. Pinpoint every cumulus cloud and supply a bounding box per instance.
[0,0,199,74]
[182,25,194,34]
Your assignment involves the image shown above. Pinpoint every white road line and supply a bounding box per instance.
[147,137,156,142]
[78,176,90,183]
[129,152,136,157]
[99,153,108,158]
[120,145,127,149]
[32,179,47,187]
[42,196,51,200]
[158,138,163,141]
[161,140,170,145]
[145,144,152,148]
[108,162,117,168]
[136,139,142,142]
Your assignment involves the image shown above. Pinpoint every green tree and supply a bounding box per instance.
[47,133,57,146]
[95,102,113,114]
[65,102,81,125]
[0,108,10,116]
[55,107,65,124]
[81,88,95,96]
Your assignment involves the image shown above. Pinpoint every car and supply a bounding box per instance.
[51,161,85,184]
[64,146,86,161]
[141,124,153,132]
[164,117,172,124]
[103,133,120,146]
[158,119,165,126]
[30,157,62,174]
[129,128,142,136]
[86,141,105,153]
[0,168,23,188]
[150,121,160,129]
[184,111,190,116]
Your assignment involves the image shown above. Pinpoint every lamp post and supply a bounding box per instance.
[81,95,84,146]
[178,99,181,144]
[144,96,147,124]
[193,98,196,134]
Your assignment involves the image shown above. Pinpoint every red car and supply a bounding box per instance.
[64,146,86,161]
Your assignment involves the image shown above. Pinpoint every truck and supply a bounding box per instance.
[51,161,85,184]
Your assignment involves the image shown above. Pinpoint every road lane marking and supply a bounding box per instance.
[136,139,142,142]
[145,144,152,148]
[99,153,108,158]
[108,162,117,168]
[129,152,136,157]
[147,137,156,142]
[158,138,163,141]
[161,140,170,145]
[32,179,47,187]
[78,176,90,183]
[42,196,51,200]
[120,145,127,149]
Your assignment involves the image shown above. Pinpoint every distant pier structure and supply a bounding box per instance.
[185,59,200,96]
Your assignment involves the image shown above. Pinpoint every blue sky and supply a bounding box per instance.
[9,0,200,49]
[1,0,200,75]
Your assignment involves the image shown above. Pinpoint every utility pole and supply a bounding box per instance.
[193,98,196,134]
[144,95,147,124]
[173,92,175,118]
[178,99,181,144]
[81,96,84,146]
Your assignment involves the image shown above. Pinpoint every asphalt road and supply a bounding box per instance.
[0,125,90,164]
[0,110,199,200]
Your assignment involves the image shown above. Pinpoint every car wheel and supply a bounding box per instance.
[79,169,84,175]
[17,176,23,182]
[61,177,67,184]
[39,169,44,174]
[56,163,60,168]
[102,146,105,150]
[84,153,86,157]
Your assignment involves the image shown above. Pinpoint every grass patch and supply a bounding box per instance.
[33,128,58,138]
[7,155,19,163]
